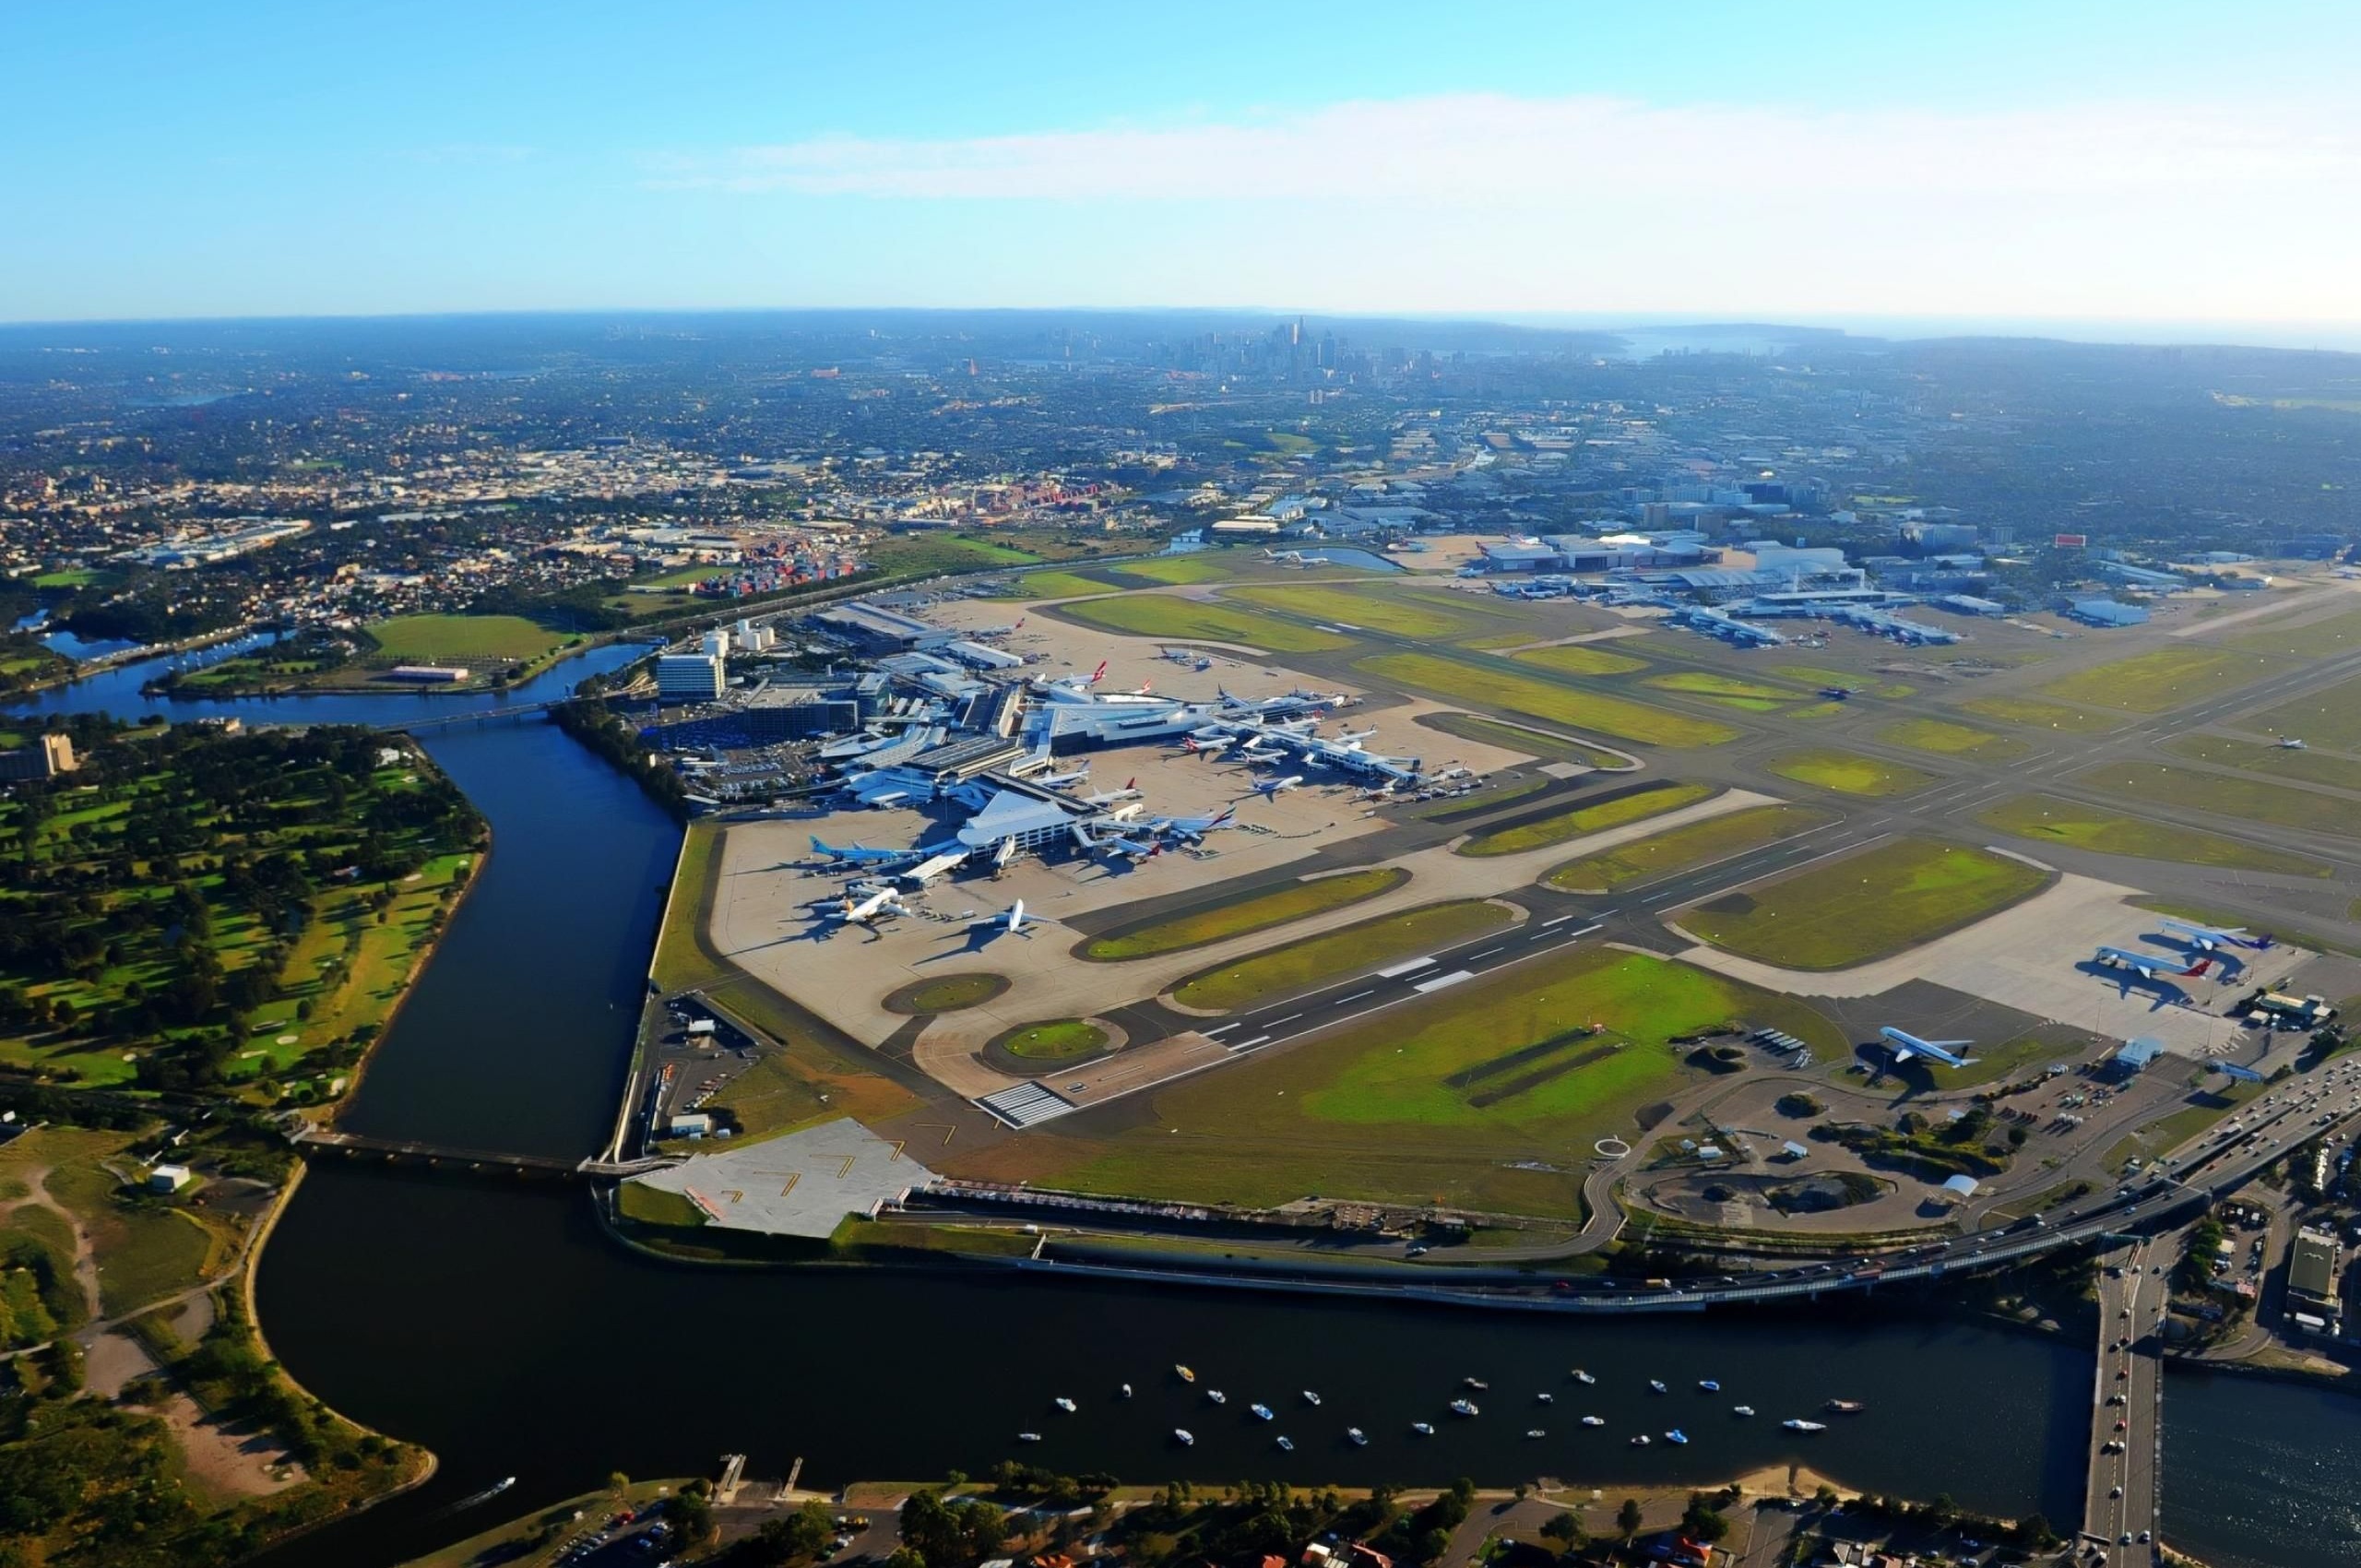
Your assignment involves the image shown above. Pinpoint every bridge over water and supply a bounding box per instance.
[290,1126,675,1180]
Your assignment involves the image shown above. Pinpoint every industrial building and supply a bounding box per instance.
[657,652,727,703]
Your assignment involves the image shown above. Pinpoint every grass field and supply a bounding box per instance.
[1079,866,1408,960]
[2,1127,231,1320]
[1681,838,2049,969]
[1764,748,1938,797]
[1169,900,1516,1012]
[1062,594,1351,653]
[2253,674,2361,750]
[1975,793,2332,876]
[1457,781,1714,858]
[1639,671,1806,710]
[1113,556,1234,585]
[1510,644,1651,678]
[365,612,573,663]
[980,948,1840,1217]
[1412,712,1631,769]
[2073,763,2361,839]
[999,569,1115,600]
[1228,583,1471,638]
[2038,646,2291,713]
[1358,652,1738,748]
[1543,804,1837,894]
[2225,607,2361,658]
[882,972,1009,1014]
[1962,695,2129,732]
[871,534,1043,573]
[1879,718,2030,759]
[2163,733,2361,792]
[999,1019,1109,1061]
[1768,664,1916,699]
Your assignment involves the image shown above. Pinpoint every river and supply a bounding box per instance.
[12,650,2354,1568]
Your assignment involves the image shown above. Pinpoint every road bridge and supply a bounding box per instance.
[2084,1241,2166,1563]
[376,699,564,734]
[290,1126,676,1180]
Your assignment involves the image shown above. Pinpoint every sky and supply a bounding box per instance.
[6,1,2361,337]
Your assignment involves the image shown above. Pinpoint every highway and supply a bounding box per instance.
[2083,1241,2165,1562]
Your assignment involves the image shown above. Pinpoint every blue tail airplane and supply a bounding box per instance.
[1880,1027,1978,1070]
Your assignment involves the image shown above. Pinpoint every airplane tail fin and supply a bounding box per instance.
[2182,957,2213,978]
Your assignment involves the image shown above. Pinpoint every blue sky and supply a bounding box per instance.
[6,1,2358,329]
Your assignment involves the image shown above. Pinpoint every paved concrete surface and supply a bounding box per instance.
[2084,1241,2165,1564]
[631,1117,934,1237]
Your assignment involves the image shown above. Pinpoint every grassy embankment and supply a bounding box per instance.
[2073,763,2361,840]
[2251,673,2361,749]
[960,947,1841,1218]
[1976,794,2332,877]
[882,973,1009,1015]
[1169,900,1516,1012]
[1061,594,1352,653]
[1228,583,1475,638]
[991,569,1115,600]
[1768,664,1916,698]
[2164,733,2361,792]
[1961,695,2129,733]
[996,1020,1109,1062]
[1455,781,1715,858]
[1680,839,2049,970]
[1544,804,1837,894]
[1111,555,1236,585]
[1512,644,1651,677]
[647,823,920,1145]
[1879,718,2030,759]
[1079,867,1408,961]
[0,726,481,1098]
[1638,671,1812,711]
[2225,606,2361,659]
[1764,749,1937,798]
[1357,651,1739,748]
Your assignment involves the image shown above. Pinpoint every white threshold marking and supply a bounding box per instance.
[1232,1034,1273,1050]
[1335,989,1375,1004]
[1413,969,1475,992]
[1376,955,1437,978]
[1469,946,1502,960]
[1264,1013,1302,1028]
[1204,1023,1239,1037]
[1540,914,1573,928]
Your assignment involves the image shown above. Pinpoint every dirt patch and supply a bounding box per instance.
[158,1395,305,1500]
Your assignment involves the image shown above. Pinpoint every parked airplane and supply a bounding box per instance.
[1334,725,1378,744]
[1033,764,1092,790]
[896,849,970,889]
[1879,1027,1979,1069]
[1250,775,1307,799]
[1097,833,1163,862]
[831,886,907,927]
[2280,737,2308,750]
[1155,807,1238,842]
[966,900,1054,940]
[1078,777,1143,806]
[2159,918,2274,952]
[2094,945,2213,982]
[810,837,926,867]
[1180,734,1235,757]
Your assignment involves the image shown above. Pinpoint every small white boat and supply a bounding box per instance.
[1525,1429,1547,1440]
[1206,1390,1227,1405]
[1347,1427,1369,1446]
[1449,1398,1479,1417]
[1275,1436,1294,1452]
[1733,1406,1755,1418]
[1302,1390,1322,1406]
[1649,1380,1668,1394]
[1412,1421,1435,1436]
[1120,1383,1133,1398]
[1581,1416,1606,1428]
[1783,1419,1827,1432]
[1572,1370,1596,1384]
[1174,1428,1195,1445]
[1536,1393,1554,1404]
[1631,1434,1651,1446]
[1054,1397,1076,1413]
[1175,1365,1195,1383]
[1250,1403,1275,1421]
[1018,1431,1042,1443]
[1698,1380,1720,1393]
[1464,1377,1489,1390]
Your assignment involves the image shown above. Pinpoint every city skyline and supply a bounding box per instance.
[6,0,2361,333]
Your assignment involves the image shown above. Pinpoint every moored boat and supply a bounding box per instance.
[1783,1419,1827,1432]
[1648,1380,1668,1394]
[1665,1429,1689,1444]
[1018,1432,1042,1443]
[1581,1416,1606,1428]
[1347,1427,1369,1446]
[1572,1369,1596,1384]
[1174,1428,1194,1445]
[1206,1390,1227,1405]
[1302,1389,1322,1406]
[1733,1406,1755,1418]
[1525,1428,1547,1440]
[1826,1399,1866,1414]
[1251,1403,1275,1421]
[1054,1397,1076,1412]
[1698,1380,1720,1393]
[1449,1397,1479,1417]
[1175,1365,1195,1383]
[1276,1435,1294,1452]
[1412,1421,1435,1436]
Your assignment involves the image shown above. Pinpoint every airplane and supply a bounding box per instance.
[965,899,1057,941]
[2279,737,2308,750]
[810,837,925,867]
[1077,777,1142,806]
[1033,764,1092,790]
[2094,945,2213,983]
[896,848,970,889]
[1249,775,1307,799]
[2159,918,2275,952]
[1878,1027,1979,1070]
[1096,833,1163,861]
[1334,725,1378,744]
[1180,734,1235,757]
[830,886,907,927]
[1819,686,1859,701]
[1155,806,1238,842]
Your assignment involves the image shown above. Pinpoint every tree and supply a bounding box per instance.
[1679,1493,1729,1543]
[672,1491,716,1548]
[607,1470,631,1493]
[1617,1498,1643,1541]
[1539,1512,1586,1550]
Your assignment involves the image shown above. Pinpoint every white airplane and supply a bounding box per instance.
[1879,1027,1978,1070]
[1097,833,1163,862]
[1334,725,1378,745]
[2159,918,2274,952]
[966,899,1056,940]
[1154,806,1238,843]
[2280,737,2308,750]
[1077,777,1142,806]
[1180,734,1235,757]
[1250,775,1307,799]
[1033,763,1092,790]
[2094,945,2213,983]
[830,886,907,927]
[809,836,923,867]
